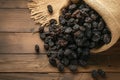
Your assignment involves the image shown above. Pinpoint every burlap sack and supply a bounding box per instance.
[28,0,120,53]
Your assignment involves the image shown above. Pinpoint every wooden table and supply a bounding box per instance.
[0,0,120,80]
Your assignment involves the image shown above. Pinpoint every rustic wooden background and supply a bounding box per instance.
[0,0,120,80]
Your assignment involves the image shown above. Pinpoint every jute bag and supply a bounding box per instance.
[28,0,120,53]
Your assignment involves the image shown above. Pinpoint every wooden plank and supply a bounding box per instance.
[0,33,45,53]
[0,73,120,80]
[0,9,39,32]
[0,33,120,54]
[0,0,28,8]
[0,54,119,72]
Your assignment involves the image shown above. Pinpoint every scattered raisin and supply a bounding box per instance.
[97,69,106,78]
[91,70,98,79]
[35,44,40,53]
[47,5,53,14]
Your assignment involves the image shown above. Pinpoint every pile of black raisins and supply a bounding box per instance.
[39,0,111,72]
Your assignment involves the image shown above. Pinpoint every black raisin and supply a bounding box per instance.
[72,9,81,17]
[57,39,68,47]
[65,13,71,19]
[49,19,57,25]
[47,51,52,57]
[49,57,57,67]
[61,58,70,66]
[44,44,49,50]
[78,60,87,67]
[81,48,90,61]
[64,49,72,56]
[61,8,67,15]
[97,69,106,78]
[98,20,105,30]
[91,70,98,79]
[67,18,75,26]
[92,21,98,28]
[69,4,77,10]
[47,5,53,14]
[103,34,111,44]
[40,33,46,40]
[77,48,82,54]
[70,59,78,65]
[75,39,84,46]
[39,27,44,33]
[69,65,77,72]
[71,52,77,59]
[68,44,77,50]
[84,23,92,29]
[35,44,40,53]
[74,31,84,38]
[65,27,72,34]
[73,24,80,31]
[60,19,66,25]
[86,30,92,38]
[48,40,54,47]
[85,17,92,23]
[57,63,64,72]
[92,33,101,42]
[89,42,96,49]
[83,41,90,47]
[79,26,86,31]
[91,14,98,20]
[57,49,64,60]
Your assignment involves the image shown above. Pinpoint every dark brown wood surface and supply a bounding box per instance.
[0,73,120,80]
[0,0,120,80]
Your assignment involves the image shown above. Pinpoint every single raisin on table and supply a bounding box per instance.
[97,69,106,78]
[91,70,98,79]
[35,44,40,53]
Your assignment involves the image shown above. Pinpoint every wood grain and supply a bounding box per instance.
[0,54,119,72]
[0,0,28,8]
[0,73,120,80]
[0,33,45,53]
[0,33,120,54]
[0,9,39,32]
[0,0,119,79]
